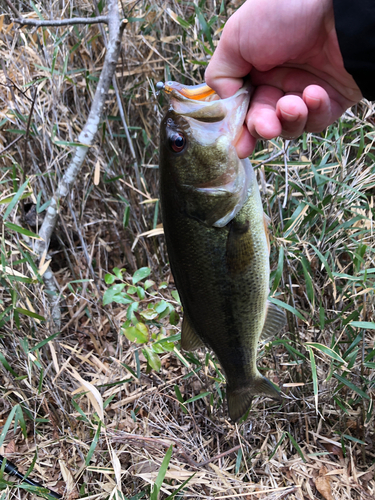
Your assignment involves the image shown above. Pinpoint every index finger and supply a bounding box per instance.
[205,18,252,98]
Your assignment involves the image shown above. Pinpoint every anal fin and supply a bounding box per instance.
[260,301,287,342]
[181,314,204,351]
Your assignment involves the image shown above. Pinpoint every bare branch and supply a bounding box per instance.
[0,135,23,155]
[13,16,110,27]
[33,0,126,325]
[4,0,21,18]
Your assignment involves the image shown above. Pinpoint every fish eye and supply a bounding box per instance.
[170,132,186,153]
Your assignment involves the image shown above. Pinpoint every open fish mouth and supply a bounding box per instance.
[157,80,251,142]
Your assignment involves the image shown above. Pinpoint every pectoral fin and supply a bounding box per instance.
[260,301,287,342]
[181,315,204,351]
[227,376,282,421]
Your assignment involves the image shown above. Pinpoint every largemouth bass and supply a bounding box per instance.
[158,80,286,421]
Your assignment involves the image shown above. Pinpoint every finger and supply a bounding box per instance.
[302,85,332,132]
[250,67,359,109]
[205,17,252,98]
[246,86,284,140]
[276,94,308,139]
[234,125,257,159]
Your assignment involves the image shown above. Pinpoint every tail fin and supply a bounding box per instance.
[227,375,282,421]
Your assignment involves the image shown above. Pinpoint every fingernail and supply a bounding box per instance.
[280,110,299,122]
[306,97,321,110]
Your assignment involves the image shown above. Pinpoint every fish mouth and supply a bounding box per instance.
[162,82,219,102]
[159,80,251,145]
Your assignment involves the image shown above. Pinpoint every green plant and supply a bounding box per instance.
[103,267,180,372]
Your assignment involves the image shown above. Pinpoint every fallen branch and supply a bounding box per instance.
[17,0,126,326]
[13,16,110,27]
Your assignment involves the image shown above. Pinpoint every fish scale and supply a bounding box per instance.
[159,81,286,421]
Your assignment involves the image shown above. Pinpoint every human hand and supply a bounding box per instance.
[205,0,363,158]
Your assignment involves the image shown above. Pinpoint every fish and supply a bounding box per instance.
[158,80,286,421]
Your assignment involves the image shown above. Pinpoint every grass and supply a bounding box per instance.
[0,0,374,499]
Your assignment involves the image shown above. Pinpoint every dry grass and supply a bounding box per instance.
[0,1,374,499]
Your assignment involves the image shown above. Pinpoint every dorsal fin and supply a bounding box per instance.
[260,301,287,342]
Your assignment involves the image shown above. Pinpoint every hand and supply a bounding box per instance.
[205,0,363,158]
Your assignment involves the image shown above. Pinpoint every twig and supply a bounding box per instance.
[282,139,290,208]
[112,76,143,204]
[0,135,23,155]
[13,16,110,27]
[4,0,21,18]
[0,82,34,102]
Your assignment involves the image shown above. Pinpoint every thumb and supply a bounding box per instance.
[205,19,252,98]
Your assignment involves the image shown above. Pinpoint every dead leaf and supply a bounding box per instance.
[321,442,344,460]
[314,466,334,500]
[4,440,16,455]
[59,460,79,499]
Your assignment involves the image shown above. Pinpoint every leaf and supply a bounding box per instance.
[185,391,210,404]
[85,421,102,465]
[174,385,187,414]
[132,267,151,284]
[171,290,180,304]
[315,466,333,500]
[155,300,168,314]
[71,370,104,420]
[268,297,307,323]
[140,308,158,320]
[144,279,155,290]
[287,432,306,462]
[301,257,314,305]
[271,247,284,293]
[28,331,60,352]
[104,274,115,284]
[308,243,334,281]
[306,346,318,413]
[0,405,17,449]
[123,326,148,344]
[112,267,123,279]
[14,307,45,321]
[305,343,346,364]
[4,221,41,239]
[194,5,214,51]
[3,179,29,221]
[143,346,161,372]
[169,309,180,326]
[103,285,133,306]
[350,321,375,329]
[334,373,369,400]
[268,432,285,460]
[150,446,173,500]
[104,273,116,285]
[0,352,18,376]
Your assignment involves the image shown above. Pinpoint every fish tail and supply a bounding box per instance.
[227,375,282,421]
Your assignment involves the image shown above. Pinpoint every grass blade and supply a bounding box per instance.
[151,445,173,500]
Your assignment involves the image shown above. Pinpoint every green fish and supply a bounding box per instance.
[158,80,286,421]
